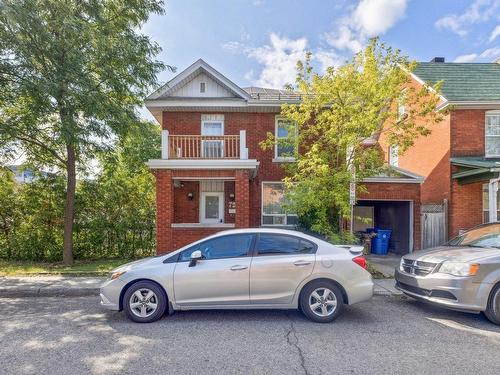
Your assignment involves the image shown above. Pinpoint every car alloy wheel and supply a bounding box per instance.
[485,284,500,325]
[309,287,337,317]
[129,288,159,318]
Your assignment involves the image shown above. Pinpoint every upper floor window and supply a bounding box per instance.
[397,89,407,121]
[389,145,399,167]
[275,117,297,161]
[262,182,298,226]
[200,82,206,93]
[486,111,500,157]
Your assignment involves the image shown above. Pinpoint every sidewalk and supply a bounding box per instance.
[1,275,401,298]
[0,276,105,297]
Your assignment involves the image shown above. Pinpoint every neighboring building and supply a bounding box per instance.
[377,59,500,248]
[146,59,423,255]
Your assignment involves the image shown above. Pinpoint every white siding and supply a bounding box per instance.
[170,73,235,98]
[200,180,224,192]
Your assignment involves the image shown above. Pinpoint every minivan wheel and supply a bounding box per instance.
[299,280,344,323]
[123,281,167,323]
[484,283,500,326]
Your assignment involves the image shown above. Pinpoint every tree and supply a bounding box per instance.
[261,39,445,239]
[0,0,170,264]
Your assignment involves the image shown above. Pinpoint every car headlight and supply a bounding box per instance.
[399,257,405,271]
[438,262,479,277]
[109,270,126,280]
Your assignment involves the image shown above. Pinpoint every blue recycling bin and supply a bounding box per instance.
[370,229,392,255]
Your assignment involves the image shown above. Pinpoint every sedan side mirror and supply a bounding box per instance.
[189,250,202,267]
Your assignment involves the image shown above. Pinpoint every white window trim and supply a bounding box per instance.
[261,181,298,226]
[274,116,297,161]
[485,110,500,158]
[389,145,399,167]
[397,88,408,121]
[201,115,225,158]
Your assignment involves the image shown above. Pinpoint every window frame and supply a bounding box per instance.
[274,116,298,162]
[261,181,298,226]
[482,183,500,223]
[485,111,500,158]
[388,145,399,167]
[252,233,318,257]
[176,233,257,262]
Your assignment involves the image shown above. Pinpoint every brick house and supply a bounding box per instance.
[377,58,500,248]
[145,59,424,255]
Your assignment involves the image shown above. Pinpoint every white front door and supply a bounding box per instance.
[201,192,224,224]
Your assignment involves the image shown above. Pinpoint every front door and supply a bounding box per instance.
[173,234,255,306]
[201,192,224,224]
[250,233,316,304]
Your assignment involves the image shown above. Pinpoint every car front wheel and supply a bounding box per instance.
[484,283,500,325]
[123,281,167,323]
[299,281,344,323]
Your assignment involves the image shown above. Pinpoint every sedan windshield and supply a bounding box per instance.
[448,223,500,248]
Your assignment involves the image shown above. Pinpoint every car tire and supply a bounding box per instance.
[484,283,500,326]
[123,281,167,323]
[299,280,344,323]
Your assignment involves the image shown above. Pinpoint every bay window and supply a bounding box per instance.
[262,182,298,226]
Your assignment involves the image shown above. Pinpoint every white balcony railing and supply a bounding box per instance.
[161,130,248,160]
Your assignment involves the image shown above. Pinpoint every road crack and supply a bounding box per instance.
[285,315,311,375]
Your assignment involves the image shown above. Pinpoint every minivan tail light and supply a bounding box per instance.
[352,256,367,269]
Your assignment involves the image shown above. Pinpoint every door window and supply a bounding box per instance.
[201,192,223,223]
[255,234,316,256]
[179,234,254,261]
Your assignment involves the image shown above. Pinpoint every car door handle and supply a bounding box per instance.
[294,260,312,266]
[230,265,248,271]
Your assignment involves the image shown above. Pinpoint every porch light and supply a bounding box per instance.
[229,193,235,201]
[187,192,194,200]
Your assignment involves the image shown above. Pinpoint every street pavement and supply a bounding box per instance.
[1,295,499,375]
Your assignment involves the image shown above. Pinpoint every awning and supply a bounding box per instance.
[451,157,500,183]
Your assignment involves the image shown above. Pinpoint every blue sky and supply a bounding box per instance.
[142,0,500,90]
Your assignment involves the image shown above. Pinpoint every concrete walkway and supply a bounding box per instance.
[0,275,400,298]
[366,253,401,278]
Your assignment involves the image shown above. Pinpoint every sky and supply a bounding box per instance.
[141,0,500,96]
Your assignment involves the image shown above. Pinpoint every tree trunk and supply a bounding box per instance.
[63,143,76,265]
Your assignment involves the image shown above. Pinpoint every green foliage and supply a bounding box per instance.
[0,122,159,261]
[261,39,446,238]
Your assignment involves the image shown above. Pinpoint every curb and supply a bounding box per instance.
[0,288,100,298]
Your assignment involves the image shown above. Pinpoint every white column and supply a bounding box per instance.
[161,129,169,159]
[239,130,248,159]
[489,179,498,222]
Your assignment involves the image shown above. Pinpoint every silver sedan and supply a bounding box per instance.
[395,223,500,325]
[100,228,373,323]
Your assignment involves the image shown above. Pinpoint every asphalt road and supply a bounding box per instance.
[1,295,499,375]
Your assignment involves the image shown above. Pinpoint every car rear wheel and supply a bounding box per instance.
[123,281,167,323]
[299,280,344,323]
[484,283,500,325]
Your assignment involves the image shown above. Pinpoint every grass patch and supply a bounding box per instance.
[0,258,135,277]
[367,262,389,279]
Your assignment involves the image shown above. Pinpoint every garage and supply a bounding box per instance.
[353,200,413,254]
[355,166,424,254]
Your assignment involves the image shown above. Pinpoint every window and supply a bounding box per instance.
[200,82,206,93]
[485,111,500,157]
[388,145,399,167]
[262,182,298,225]
[482,184,500,223]
[275,117,297,160]
[201,115,224,158]
[256,234,316,256]
[179,234,254,262]
[397,90,407,121]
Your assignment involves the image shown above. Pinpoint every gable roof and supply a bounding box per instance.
[413,62,500,102]
[147,59,251,101]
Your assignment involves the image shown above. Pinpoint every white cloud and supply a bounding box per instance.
[314,50,345,72]
[247,33,308,88]
[454,53,478,63]
[435,0,500,36]
[323,0,407,53]
[490,24,500,42]
[453,46,500,62]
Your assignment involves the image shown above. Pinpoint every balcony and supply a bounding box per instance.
[161,130,249,160]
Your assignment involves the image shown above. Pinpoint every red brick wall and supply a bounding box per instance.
[360,182,421,250]
[174,181,199,223]
[450,109,486,157]
[155,170,174,254]
[449,179,485,238]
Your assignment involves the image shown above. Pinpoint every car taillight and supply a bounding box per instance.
[352,256,367,269]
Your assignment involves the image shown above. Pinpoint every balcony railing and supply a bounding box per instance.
[161,130,248,160]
